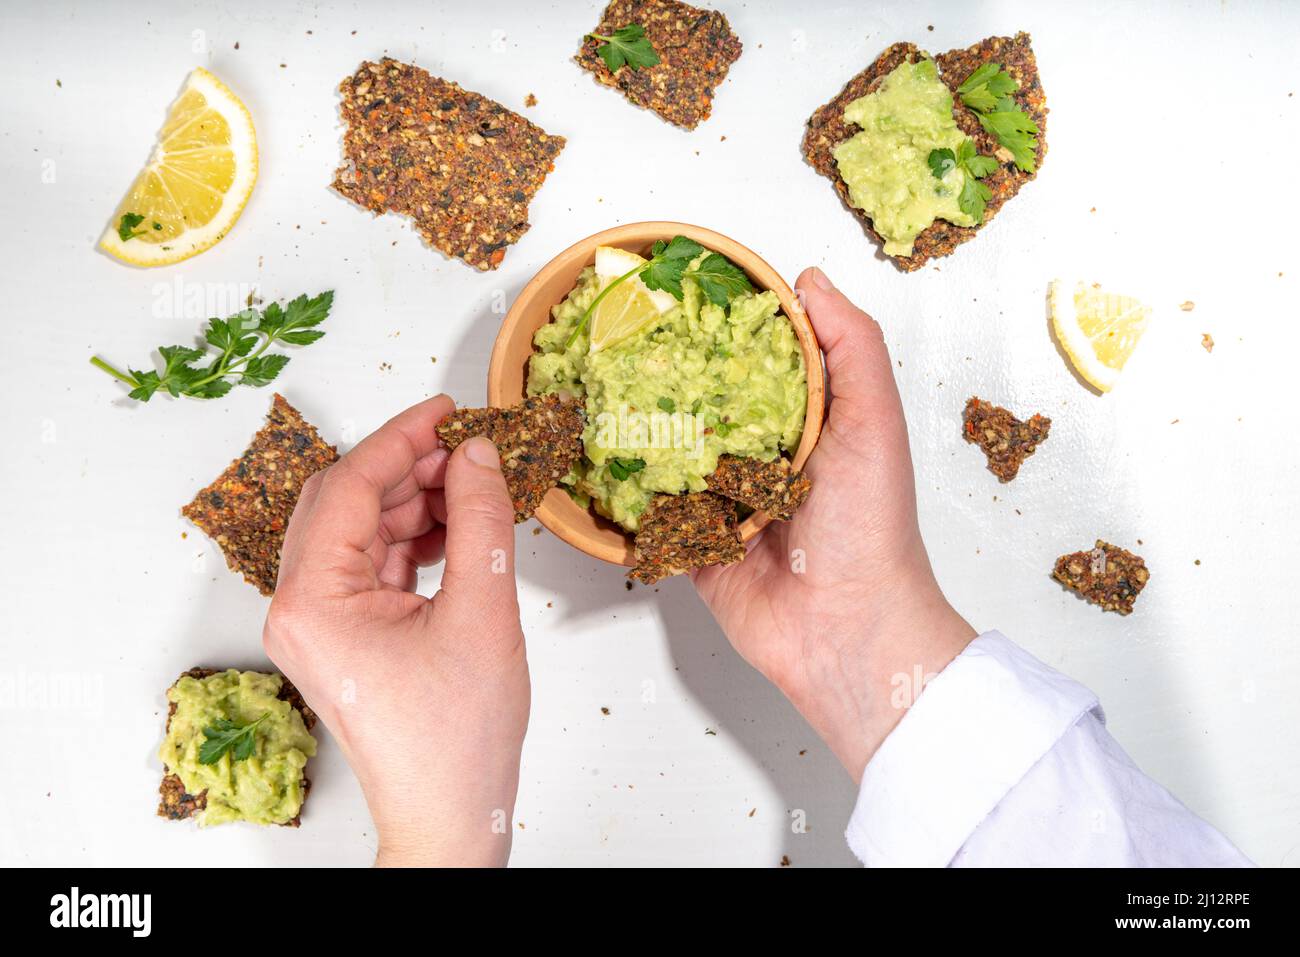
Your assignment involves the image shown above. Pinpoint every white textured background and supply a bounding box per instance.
[1,0,1297,867]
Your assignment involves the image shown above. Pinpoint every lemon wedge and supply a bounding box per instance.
[100,68,258,266]
[587,246,677,353]
[1049,280,1152,392]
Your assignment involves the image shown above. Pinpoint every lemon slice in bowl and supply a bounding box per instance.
[587,246,677,353]
[1049,280,1152,392]
[99,68,258,267]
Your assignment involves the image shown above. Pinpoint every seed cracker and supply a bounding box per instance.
[706,454,811,521]
[435,395,585,523]
[158,668,317,827]
[803,32,1047,271]
[332,58,566,271]
[629,491,743,584]
[1053,541,1150,616]
[962,396,1051,482]
[182,394,337,596]
[575,0,743,130]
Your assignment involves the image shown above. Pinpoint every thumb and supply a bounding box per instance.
[796,266,906,447]
[440,436,518,608]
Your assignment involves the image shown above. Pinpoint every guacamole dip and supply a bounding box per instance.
[832,58,976,256]
[527,252,806,532]
[159,669,316,826]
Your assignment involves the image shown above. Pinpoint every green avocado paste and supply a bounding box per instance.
[527,254,807,532]
[159,669,317,826]
[832,58,977,256]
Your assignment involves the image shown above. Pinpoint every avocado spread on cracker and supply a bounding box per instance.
[158,670,317,826]
[832,58,981,256]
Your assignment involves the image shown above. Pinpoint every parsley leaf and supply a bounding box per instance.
[975,108,1039,173]
[692,253,755,307]
[956,62,1019,112]
[91,291,334,402]
[642,235,705,299]
[198,713,270,765]
[116,212,147,241]
[656,397,676,413]
[956,62,1039,173]
[589,24,660,73]
[927,148,956,179]
[607,457,646,481]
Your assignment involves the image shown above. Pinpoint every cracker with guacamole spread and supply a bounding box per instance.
[804,32,1047,271]
[629,491,744,584]
[1052,541,1150,616]
[332,58,566,271]
[962,397,1051,482]
[158,668,318,827]
[182,394,337,597]
[436,395,585,523]
[575,0,743,130]
[707,454,811,521]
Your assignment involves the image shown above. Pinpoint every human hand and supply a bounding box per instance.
[693,268,975,781]
[263,395,528,866]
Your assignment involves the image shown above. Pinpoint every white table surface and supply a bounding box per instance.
[2,0,1297,868]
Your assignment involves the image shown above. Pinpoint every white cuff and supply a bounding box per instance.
[845,630,1100,867]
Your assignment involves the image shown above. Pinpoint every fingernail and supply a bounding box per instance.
[808,267,835,291]
[464,436,500,467]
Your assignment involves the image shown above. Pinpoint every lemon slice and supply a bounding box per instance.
[99,68,258,266]
[1049,280,1152,392]
[587,246,677,353]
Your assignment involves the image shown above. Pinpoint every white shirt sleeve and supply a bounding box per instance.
[845,631,1251,867]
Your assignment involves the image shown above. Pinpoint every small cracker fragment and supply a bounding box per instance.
[182,394,337,596]
[629,491,743,584]
[706,454,811,521]
[332,58,566,271]
[962,396,1051,482]
[1053,540,1150,616]
[1202,333,1215,353]
[803,32,1047,271]
[575,0,743,130]
[158,668,317,826]
[436,395,584,522]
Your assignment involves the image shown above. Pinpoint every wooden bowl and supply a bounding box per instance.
[487,222,825,567]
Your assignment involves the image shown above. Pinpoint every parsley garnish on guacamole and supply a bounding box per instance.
[527,244,806,532]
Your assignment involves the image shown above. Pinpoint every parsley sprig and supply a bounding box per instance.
[91,291,334,402]
[929,140,999,223]
[588,24,660,73]
[607,457,646,481]
[198,712,270,765]
[566,237,754,348]
[957,62,1039,173]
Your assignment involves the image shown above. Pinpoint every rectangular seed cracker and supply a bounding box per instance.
[332,58,566,271]
[629,491,743,584]
[576,0,743,130]
[182,394,337,596]
[435,395,585,523]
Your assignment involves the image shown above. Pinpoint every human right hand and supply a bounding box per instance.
[693,268,976,781]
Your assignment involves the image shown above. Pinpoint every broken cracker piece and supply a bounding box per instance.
[962,396,1051,482]
[332,58,565,271]
[706,454,811,521]
[182,394,337,596]
[576,0,742,130]
[629,491,743,584]
[159,668,317,826]
[803,32,1047,271]
[436,395,584,522]
[1053,540,1149,615]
